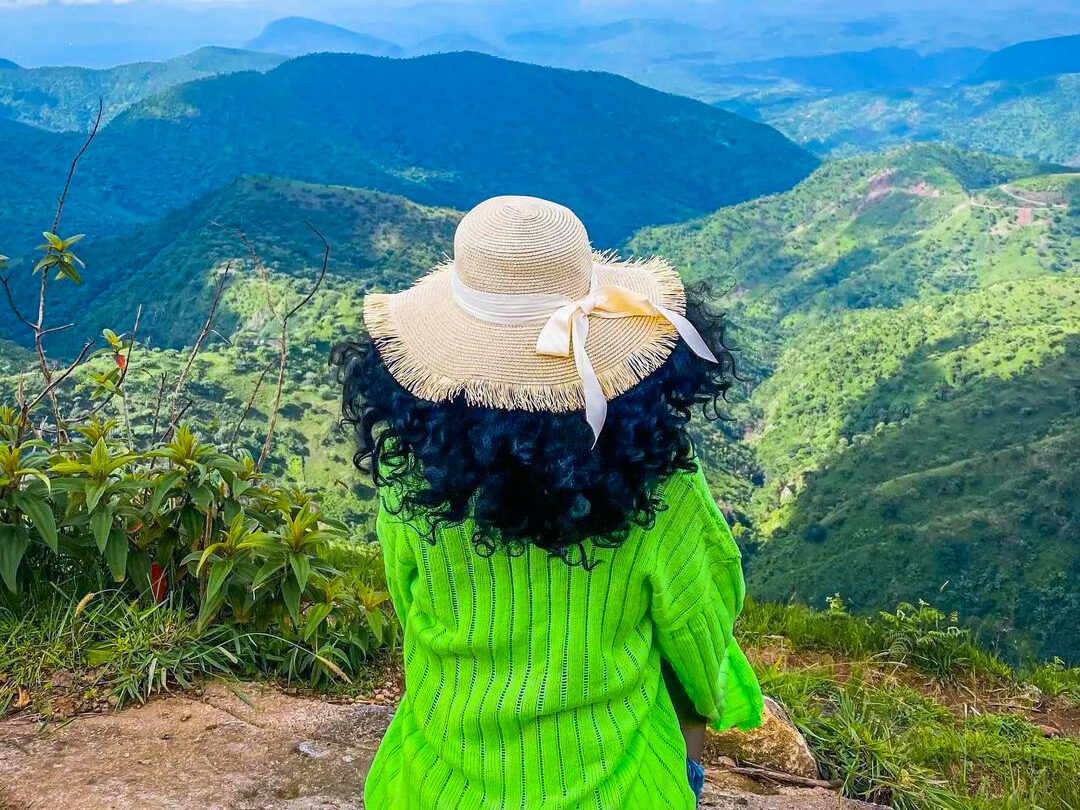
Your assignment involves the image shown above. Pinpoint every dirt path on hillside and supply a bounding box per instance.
[0,682,883,810]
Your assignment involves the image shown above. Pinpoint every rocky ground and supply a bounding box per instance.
[0,682,885,810]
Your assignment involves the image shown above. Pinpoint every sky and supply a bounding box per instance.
[0,0,1077,68]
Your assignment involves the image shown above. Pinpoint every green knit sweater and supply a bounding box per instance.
[364,462,763,809]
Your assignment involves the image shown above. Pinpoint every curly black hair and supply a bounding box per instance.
[331,284,737,566]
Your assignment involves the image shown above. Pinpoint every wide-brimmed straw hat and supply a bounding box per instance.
[364,195,716,440]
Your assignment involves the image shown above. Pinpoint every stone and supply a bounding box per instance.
[706,697,819,779]
[294,740,331,759]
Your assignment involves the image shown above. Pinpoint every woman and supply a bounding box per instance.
[333,196,762,809]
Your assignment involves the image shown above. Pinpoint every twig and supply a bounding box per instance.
[150,372,167,440]
[169,262,232,425]
[255,223,329,472]
[227,357,276,454]
[159,399,194,444]
[235,229,277,318]
[728,765,834,790]
[0,275,33,330]
[16,339,95,444]
[53,98,104,235]
[8,98,105,445]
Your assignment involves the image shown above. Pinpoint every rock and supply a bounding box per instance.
[707,697,819,779]
[295,740,332,759]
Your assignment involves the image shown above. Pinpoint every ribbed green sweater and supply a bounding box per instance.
[364,462,763,809]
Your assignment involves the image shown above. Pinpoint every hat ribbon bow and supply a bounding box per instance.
[450,268,717,443]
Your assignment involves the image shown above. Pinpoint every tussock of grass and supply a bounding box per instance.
[743,598,1080,809]
[0,587,237,713]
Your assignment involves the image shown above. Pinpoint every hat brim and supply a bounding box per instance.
[363,253,685,412]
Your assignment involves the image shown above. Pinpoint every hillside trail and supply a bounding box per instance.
[0,681,885,810]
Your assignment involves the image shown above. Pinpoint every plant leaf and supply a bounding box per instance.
[85,479,108,513]
[281,575,300,624]
[206,557,234,605]
[91,505,113,552]
[0,524,30,593]
[12,492,58,553]
[104,529,128,582]
[288,552,311,593]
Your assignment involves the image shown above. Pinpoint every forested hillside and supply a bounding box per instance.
[630,145,1079,658]
[734,73,1079,163]
[712,34,1080,164]
[0,51,816,257]
[2,177,460,354]
[0,47,285,132]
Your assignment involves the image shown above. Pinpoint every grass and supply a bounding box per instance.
[738,598,1080,809]
[0,585,238,714]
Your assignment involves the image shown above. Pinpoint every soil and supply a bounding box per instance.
[0,682,884,810]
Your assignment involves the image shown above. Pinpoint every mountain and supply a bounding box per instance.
[728,73,1080,164]
[0,58,18,70]
[246,18,404,58]
[628,145,1080,659]
[413,34,503,57]
[0,47,286,132]
[0,51,817,257]
[971,33,1080,83]
[0,177,460,355]
[699,47,990,93]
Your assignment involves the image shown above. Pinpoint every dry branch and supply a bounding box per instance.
[168,262,232,428]
[255,224,329,472]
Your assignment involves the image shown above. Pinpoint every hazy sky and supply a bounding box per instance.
[1,0,1076,68]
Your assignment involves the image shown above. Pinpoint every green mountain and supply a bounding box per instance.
[629,145,1080,659]
[0,177,460,355]
[0,51,817,256]
[730,73,1080,164]
[246,17,404,58]
[971,33,1080,83]
[0,47,286,133]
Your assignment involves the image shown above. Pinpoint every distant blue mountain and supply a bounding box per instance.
[413,33,502,57]
[0,58,19,70]
[699,46,990,92]
[970,33,1080,83]
[246,17,403,58]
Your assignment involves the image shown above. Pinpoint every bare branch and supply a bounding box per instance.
[150,371,168,440]
[169,262,232,424]
[39,323,75,337]
[256,224,329,472]
[53,98,104,235]
[235,228,277,317]
[285,223,330,320]
[16,339,95,444]
[0,274,34,330]
[228,357,275,454]
[159,398,194,444]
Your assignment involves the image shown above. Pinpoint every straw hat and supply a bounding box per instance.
[364,195,714,439]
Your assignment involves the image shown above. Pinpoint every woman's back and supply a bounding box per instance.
[364,464,762,810]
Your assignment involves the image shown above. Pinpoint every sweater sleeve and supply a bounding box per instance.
[375,484,417,632]
[649,463,763,731]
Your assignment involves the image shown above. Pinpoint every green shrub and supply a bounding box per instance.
[0,412,395,697]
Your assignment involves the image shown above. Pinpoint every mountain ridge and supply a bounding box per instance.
[0,50,817,257]
[246,17,404,58]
